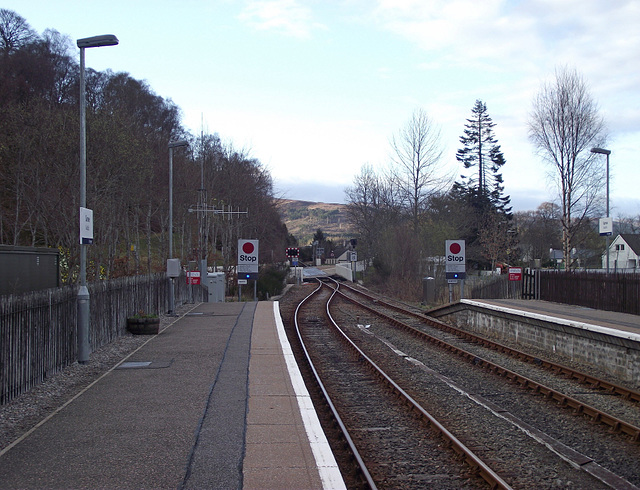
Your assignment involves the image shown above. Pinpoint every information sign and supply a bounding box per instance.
[599,217,613,236]
[79,207,94,244]
[186,271,201,285]
[508,267,522,281]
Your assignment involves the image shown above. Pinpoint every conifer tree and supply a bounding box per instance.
[454,100,511,215]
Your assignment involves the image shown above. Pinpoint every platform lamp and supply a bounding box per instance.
[77,34,118,364]
[168,140,189,314]
[591,147,611,273]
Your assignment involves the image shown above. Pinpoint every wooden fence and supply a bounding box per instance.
[463,270,639,316]
[466,274,523,300]
[1,273,206,405]
[539,271,640,315]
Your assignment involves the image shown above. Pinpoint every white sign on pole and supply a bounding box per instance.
[79,207,94,244]
[445,240,466,279]
[599,217,613,236]
[238,239,259,274]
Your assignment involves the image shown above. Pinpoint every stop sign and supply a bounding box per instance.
[242,242,254,254]
[445,240,466,279]
[238,239,259,274]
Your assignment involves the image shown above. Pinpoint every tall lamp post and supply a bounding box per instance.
[591,147,611,273]
[77,34,118,364]
[168,140,189,314]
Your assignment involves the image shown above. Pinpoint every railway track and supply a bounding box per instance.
[332,280,640,440]
[339,280,640,404]
[280,280,640,488]
[291,281,510,489]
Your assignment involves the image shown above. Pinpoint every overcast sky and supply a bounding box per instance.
[5,1,639,214]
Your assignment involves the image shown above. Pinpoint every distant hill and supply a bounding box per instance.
[276,199,355,246]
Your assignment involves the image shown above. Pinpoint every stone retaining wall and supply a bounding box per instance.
[429,303,640,384]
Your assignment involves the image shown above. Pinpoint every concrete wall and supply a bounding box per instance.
[429,303,640,384]
[335,263,352,282]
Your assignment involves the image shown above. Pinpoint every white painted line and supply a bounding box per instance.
[461,299,640,343]
[118,361,152,368]
[272,301,346,490]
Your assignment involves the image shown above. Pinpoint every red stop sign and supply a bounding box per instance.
[449,242,461,254]
[242,242,254,254]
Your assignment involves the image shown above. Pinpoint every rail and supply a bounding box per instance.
[293,282,377,489]
[317,278,512,489]
[331,281,640,443]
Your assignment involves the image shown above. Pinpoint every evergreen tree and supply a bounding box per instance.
[454,100,511,215]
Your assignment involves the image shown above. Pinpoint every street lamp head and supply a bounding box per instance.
[169,140,189,149]
[77,34,119,48]
[591,147,611,155]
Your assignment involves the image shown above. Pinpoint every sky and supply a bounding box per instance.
[4,0,640,215]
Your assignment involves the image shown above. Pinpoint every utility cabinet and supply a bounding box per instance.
[0,245,60,295]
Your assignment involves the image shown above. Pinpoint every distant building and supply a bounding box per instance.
[549,247,598,269]
[603,234,640,271]
[549,249,564,267]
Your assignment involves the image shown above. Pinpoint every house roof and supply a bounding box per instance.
[618,234,640,255]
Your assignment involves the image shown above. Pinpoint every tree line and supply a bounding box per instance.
[0,9,290,284]
[346,67,612,299]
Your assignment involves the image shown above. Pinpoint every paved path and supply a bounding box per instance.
[0,301,343,489]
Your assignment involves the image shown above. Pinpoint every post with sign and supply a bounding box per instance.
[238,239,259,301]
[187,260,199,304]
[445,240,466,303]
[286,247,300,284]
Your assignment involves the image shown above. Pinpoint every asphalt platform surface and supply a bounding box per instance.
[0,301,341,489]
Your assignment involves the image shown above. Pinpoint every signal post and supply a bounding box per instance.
[286,247,300,284]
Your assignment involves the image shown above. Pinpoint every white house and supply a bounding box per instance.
[603,234,640,271]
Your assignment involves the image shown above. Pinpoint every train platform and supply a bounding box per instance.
[429,298,640,385]
[0,301,345,489]
[461,299,640,341]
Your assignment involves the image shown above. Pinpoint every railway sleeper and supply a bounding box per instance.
[333,282,640,446]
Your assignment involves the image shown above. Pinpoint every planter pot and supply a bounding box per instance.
[126,317,160,335]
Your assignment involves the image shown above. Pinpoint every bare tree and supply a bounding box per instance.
[0,9,36,53]
[528,67,607,268]
[515,202,563,266]
[390,108,447,232]
[345,164,401,262]
[477,211,518,270]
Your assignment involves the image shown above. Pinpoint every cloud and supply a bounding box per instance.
[274,180,348,204]
[238,0,326,38]
[370,0,640,82]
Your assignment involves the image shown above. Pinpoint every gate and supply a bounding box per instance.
[522,268,539,299]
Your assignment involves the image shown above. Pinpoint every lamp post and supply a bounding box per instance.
[77,34,118,364]
[168,140,188,314]
[591,147,611,273]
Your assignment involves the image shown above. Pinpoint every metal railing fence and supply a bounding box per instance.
[1,273,206,405]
